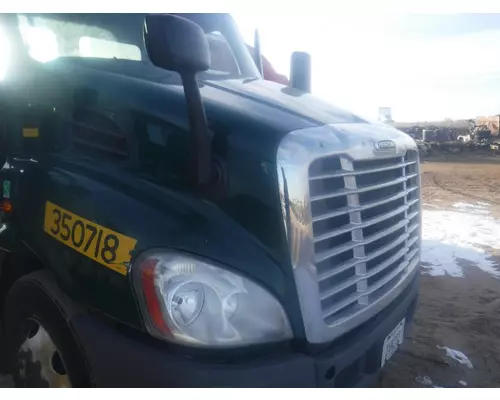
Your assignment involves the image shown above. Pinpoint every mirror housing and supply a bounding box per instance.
[144,14,211,73]
[290,51,311,93]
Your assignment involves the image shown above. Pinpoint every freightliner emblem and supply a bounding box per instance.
[374,140,396,151]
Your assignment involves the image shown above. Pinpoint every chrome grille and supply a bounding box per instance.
[308,150,420,326]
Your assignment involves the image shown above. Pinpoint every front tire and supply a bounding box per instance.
[2,274,91,388]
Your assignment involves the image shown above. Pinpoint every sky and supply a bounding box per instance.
[232,13,500,122]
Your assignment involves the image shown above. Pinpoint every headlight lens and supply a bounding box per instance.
[133,251,292,347]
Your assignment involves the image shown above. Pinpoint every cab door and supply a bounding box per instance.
[0,97,60,250]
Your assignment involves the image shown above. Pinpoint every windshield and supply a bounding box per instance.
[15,13,260,80]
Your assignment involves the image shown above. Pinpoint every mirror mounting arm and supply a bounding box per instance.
[180,72,212,187]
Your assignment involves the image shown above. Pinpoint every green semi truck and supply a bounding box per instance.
[0,13,421,387]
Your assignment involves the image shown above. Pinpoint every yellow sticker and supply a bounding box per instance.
[22,128,39,138]
[43,201,137,275]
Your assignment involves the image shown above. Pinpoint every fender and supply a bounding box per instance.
[0,227,44,293]
[13,270,83,321]
[0,238,83,324]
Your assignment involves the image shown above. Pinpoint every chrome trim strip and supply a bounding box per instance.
[276,122,421,344]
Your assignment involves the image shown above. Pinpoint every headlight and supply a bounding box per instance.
[133,250,292,347]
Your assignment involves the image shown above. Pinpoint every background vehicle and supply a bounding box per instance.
[246,45,289,85]
[0,13,421,387]
[457,134,471,142]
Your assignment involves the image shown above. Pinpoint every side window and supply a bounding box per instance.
[206,31,240,75]
[79,36,141,61]
[16,14,142,63]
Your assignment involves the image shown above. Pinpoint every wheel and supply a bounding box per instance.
[2,275,91,388]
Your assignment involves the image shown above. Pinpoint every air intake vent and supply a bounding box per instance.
[70,109,128,162]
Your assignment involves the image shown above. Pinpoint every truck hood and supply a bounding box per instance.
[203,79,365,127]
[42,58,364,129]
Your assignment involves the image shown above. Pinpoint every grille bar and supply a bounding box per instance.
[315,214,417,264]
[311,173,418,202]
[322,252,420,320]
[312,186,419,223]
[314,198,419,243]
[319,243,415,301]
[310,160,417,180]
[317,227,419,283]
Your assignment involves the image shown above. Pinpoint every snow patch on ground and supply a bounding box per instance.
[415,375,468,388]
[452,202,490,215]
[421,202,500,278]
[415,376,434,386]
[438,346,474,369]
[414,376,445,388]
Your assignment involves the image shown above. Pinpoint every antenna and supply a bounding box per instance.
[253,29,263,75]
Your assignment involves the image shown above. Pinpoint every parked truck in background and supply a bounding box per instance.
[0,13,421,387]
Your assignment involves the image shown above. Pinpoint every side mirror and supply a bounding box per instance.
[144,14,211,73]
[290,51,311,93]
[144,14,213,188]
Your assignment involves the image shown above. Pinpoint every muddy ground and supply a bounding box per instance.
[379,153,500,388]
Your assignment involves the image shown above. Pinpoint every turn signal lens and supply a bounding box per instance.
[0,199,12,213]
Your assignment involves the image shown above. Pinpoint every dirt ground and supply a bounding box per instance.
[379,153,500,388]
